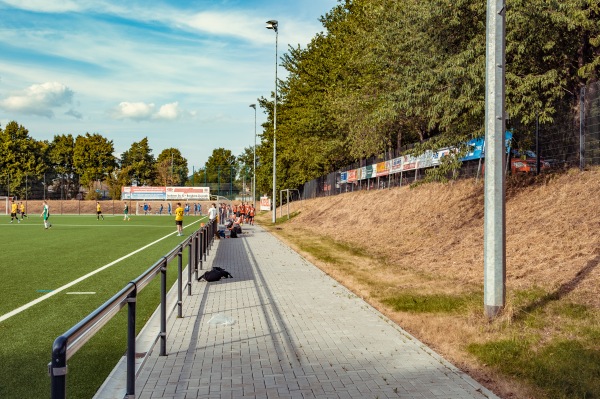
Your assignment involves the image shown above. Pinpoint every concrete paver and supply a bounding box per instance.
[97,224,499,399]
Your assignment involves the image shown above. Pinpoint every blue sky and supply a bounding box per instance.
[0,0,338,169]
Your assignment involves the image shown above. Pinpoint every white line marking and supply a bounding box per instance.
[0,220,200,324]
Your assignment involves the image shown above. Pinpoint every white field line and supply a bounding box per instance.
[0,220,200,324]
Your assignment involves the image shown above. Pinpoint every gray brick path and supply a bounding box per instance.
[100,224,499,399]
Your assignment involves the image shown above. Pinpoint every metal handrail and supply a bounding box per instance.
[49,219,217,399]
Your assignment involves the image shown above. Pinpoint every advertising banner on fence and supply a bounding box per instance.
[165,187,210,200]
[347,169,357,182]
[340,171,348,184]
[260,196,271,211]
[376,161,390,177]
[122,186,166,200]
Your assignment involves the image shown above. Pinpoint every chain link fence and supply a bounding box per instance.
[303,82,600,199]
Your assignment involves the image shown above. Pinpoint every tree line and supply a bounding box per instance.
[254,0,599,189]
[0,121,250,200]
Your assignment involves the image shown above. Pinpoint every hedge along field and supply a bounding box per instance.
[0,213,207,398]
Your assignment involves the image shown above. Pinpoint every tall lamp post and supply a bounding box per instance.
[266,19,278,223]
[250,103,257,209]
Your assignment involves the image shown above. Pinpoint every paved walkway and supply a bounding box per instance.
[98,224,499,399]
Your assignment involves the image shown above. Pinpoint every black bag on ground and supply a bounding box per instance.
[198,266,233,282]
[230,229,238,238]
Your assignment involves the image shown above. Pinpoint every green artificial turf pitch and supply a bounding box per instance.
[0,213,207,398]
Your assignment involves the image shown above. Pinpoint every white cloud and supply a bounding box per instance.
[111,101,188,121]
[112,101,155,121]
[0,82,74,117]
[154,102,180,120]
[0,0,83,13]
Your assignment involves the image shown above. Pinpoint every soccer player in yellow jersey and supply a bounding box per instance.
[96,201,104,220]
[10,200,19,223]
[175,202,184,236]
[19,202,27,220]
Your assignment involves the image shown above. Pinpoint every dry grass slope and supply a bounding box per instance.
[257,167,600,399]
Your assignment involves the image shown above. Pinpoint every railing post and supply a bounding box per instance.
[194,233,204,280]
[177,248,183,318]
[126,285,137,398]
[50,336,68,399]
[160,258,168,356]
[188,238,193,296]
[206,223,211,255]
[202,228,206,263]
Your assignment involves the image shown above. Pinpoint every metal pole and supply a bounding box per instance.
[177,249,183,318]
[268,21,278,224]
[580,86,586,170]
[251,104,257,209]
[483,0,506,319]
[160,259,167,356]
[50,336,68,399]
[126,291,137,397]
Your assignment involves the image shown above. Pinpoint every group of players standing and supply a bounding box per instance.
[218,202,256,225]
[9,199,51,229]
[9,200,27,223]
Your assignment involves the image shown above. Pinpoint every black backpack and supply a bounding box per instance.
[198,267,233,282]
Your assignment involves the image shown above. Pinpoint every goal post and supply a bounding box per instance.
[0,196,11,215]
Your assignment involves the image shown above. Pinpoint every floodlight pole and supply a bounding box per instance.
[483,0,506,319]
[250,104,257,209]
[266,19,278,223]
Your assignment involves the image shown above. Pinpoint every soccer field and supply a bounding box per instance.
[0,213,207,398]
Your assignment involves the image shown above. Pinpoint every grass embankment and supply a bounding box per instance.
[256,167,600,399]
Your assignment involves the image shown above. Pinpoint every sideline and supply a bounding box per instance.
[0,219,201,324]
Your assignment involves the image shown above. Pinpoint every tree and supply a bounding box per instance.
[203,148,238,195]
[155,148,188,186]
[47,134,78,199]
[73,133,117,199]
[0,121,46,199]
[120,137,156,186]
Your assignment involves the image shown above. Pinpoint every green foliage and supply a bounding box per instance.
[255,0,600,193]
[468,339,600,398]
[381,292,479,314]
[0,121,46,198]
[120,137,156,186]
[73,133,117,190]
[155,148,188,186]
[204,148,237,184]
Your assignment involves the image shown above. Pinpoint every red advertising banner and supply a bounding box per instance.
[347,169,357,182]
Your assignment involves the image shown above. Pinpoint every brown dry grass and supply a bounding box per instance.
[256,167,600,399]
